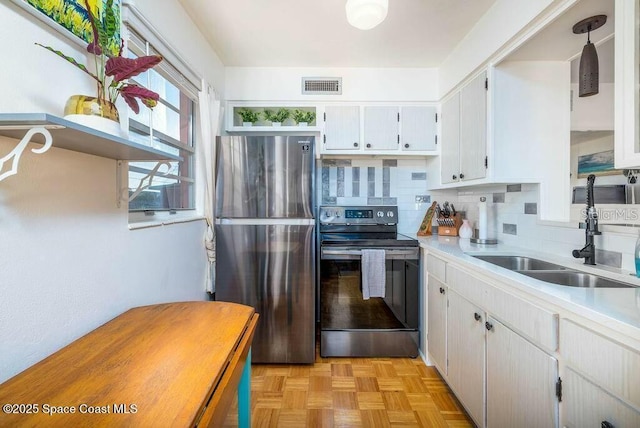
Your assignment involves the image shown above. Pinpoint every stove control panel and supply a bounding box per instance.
[319,206,398,225]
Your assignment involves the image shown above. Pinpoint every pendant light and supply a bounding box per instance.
[573,15,607,97]
[345,0,388,30]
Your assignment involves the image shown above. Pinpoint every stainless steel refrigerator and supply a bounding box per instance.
[214,135,315,364]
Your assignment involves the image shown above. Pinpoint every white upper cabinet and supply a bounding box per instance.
[459,71,488,181]
[400,106,437,152]
[323,106,361,150]
[614,0,640,168]
[363,106,399,151]
[435,63,571,221]
[440,71,487,185]
[441,93,461,184]
[322,104,438,155]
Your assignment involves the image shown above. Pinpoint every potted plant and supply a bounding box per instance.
[263,108,291,126]
[292,110,316,126]
[36,0,162,137]
[237,108,261,126]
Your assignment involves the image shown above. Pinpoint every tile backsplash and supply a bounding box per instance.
[318,158,455,234]
[456,183,639,272]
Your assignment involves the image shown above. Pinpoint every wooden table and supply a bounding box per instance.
[0,301,258,427]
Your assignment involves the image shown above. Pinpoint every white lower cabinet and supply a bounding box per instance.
[486,316,558,428]
[446,290,485,426]
[560,319,640,427]
[427,274,447,374]
[563,368,640,428]
[426,257,559,427]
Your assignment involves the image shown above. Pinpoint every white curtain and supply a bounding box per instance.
[198,79,221,293]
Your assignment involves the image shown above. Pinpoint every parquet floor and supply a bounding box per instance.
[221,350,474,427]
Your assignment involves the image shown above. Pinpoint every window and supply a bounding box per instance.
[124,27,199,213]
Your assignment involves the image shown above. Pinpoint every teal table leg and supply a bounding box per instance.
[238,347,251,428]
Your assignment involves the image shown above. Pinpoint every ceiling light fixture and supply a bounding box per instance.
[573,14,607,97]
[345,0,388,30]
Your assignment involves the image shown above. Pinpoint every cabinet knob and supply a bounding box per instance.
[366,143,372,148]
[601,422,615,428]
[439,287,445,294]
[459,173,465,179]
[452,175,457,180]
[404,143,410,148]
[474,312,481,322]
[485,321,493,331]
[354,142,359,147]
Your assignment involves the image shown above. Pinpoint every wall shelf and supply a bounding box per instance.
[0,113,181,162]
[227,125,322,133]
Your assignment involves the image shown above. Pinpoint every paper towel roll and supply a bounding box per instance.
[478,197,487,240]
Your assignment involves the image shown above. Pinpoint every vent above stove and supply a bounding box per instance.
[302,77,342,95]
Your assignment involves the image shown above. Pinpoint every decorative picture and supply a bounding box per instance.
[577,149,622,178]
[19,0,121,56]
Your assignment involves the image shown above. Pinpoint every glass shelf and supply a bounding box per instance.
[0,113,181,161]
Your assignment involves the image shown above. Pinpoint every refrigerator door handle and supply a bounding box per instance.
[216,218,316,226]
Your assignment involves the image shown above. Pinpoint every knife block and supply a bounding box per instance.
[437,213,462,237]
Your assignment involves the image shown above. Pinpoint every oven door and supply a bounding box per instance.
[319,244,420,358]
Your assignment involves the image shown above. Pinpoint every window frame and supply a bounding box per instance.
[122,6,204,226]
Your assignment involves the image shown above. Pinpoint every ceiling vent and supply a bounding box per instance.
[302,77,342,95]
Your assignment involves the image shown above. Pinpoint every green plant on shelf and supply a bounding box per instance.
[237,108,261,124]
[292,109,316,125]
[263,108,291,124]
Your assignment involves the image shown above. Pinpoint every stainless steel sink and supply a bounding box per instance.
[472,255,568,271]
[471,255,636,288]
[518,270,635,288]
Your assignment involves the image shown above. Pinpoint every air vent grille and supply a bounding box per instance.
[302,77,342,95]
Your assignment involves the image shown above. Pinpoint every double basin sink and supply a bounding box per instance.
[472,255,636,288]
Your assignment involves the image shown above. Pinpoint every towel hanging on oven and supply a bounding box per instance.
[361,249,386,299]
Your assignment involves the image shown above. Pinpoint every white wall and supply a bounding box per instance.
[439,0,571,98]
[0,0,223,383]
[225,67,439,102]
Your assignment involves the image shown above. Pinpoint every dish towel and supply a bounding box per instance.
[361,249,386,300]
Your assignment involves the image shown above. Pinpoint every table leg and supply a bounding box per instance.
[238,347,251,428]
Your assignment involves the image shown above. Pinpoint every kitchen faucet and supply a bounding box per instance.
[572,174,601,265]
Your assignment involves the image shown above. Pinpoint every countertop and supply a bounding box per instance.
[415,235,640,340]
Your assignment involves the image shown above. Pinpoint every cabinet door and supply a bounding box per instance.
[400,106,437,151]
[363,106,399,151]
[324,106,360,150]
[459,71,487,181]
[614,0,640,168]
[427,275,447,374]
[486,317,558,428]
[441,93,461,184]
[446,290,485,426]
[563,368,640,428]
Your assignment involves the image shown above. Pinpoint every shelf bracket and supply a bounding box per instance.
[0,127,53,182]
[117,160,172,208]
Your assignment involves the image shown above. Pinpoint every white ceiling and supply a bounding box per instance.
[178,0,497,68]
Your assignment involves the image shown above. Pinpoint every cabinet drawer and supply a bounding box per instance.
[427,255,446,283]
[563,368,640,428]
[448,265,558,352]
[561,319,640,409]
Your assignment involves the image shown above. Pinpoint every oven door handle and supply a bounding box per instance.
[321,248,419,259]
